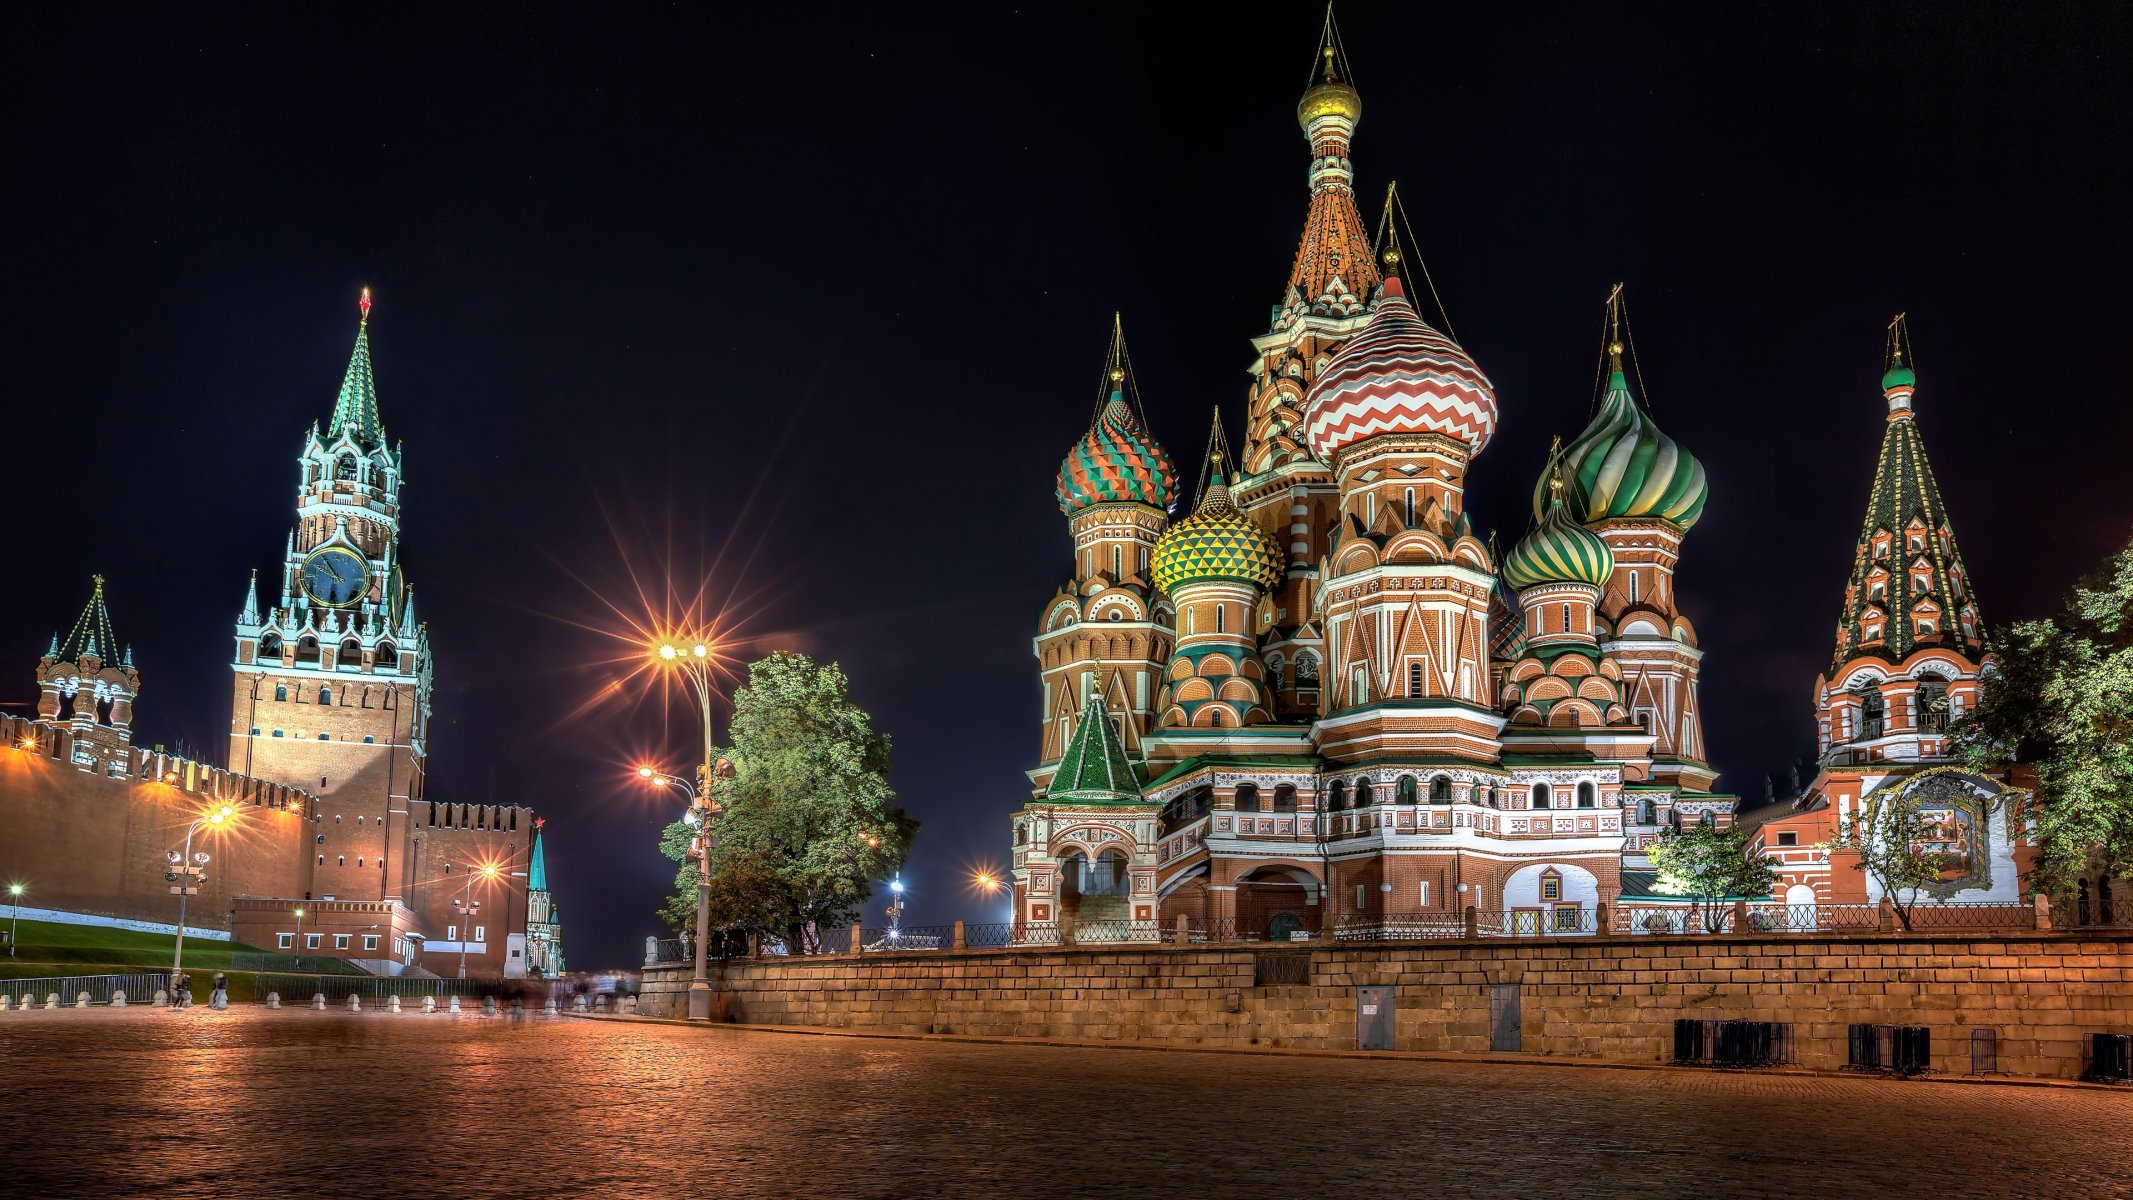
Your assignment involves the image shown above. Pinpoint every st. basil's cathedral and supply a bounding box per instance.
[1009,32,2008,937]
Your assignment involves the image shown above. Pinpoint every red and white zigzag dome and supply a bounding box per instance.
[1301,277,1498,462]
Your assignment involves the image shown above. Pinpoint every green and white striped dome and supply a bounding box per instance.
[1503,493,1615,591]
[1550,367,1708,530]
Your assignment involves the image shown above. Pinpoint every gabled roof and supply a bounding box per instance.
[1044,694,1142,804]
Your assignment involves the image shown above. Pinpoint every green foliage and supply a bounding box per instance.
[1647,823,1778,929]
[1954,535,2133,895]
[657,653,916,950]
[1831,766,1995,929]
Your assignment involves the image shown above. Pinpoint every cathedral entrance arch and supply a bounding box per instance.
[1235,865,1321,939]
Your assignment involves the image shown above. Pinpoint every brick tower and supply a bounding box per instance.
[35,576,139,774]
[228,289,432,904]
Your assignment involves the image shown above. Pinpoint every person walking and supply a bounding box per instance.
[208,972,229,1010]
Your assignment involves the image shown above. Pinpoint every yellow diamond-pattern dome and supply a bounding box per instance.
[1151,476,1282,593]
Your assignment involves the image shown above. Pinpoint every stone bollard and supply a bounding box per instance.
[76,991,91,1008]
[111,990,127,1008]
[153,989,169,1007]
[312,993,326,1010]
[1464,905,1480,939]
[511,998,524,1016]
[449,996,461,1014]
[1732,899,1750,934]
[1877,897,1896,933]
[267,992,281,1009]
[544,996,558,1015]
[1595,901,1611,935]
[0,996,10,1012]
[422,996,437,1014]
[573,994,588,1012]
[46,993,60,1010]
[482,996,498,1016]
[952,919,967,950]
[348,994,362,1012]
[389,995,402,1013]
[2034,893,2053,932]
[849,923,863,957]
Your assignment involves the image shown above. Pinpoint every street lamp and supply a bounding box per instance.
[292,906,306,968]
[648,632,726,1021]
[7,882,23,958]
[448,862,500,980]
[168,805,236,993]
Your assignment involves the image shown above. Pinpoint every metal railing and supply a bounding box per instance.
[228,951,367,974]
[1473,908,1601,936]
[1891,901,2034,931]
[249,973,526,1002]
[1674,1019,1795,1068]
[0,972,168,1007]
[1328,912,1466,942]
[2054,897,2133,928]
[865,925,954,952]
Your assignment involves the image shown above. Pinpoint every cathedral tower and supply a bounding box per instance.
[1303,264,1502,763]
[229,290,432,903]
[35,576,139,773]
[1033,317,1178,788]
[1553,291,1713,790]
[1235,22,1385,720]
[1811,316,1985,762]
[1149,420,1284,732]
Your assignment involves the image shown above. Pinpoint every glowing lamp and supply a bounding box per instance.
[692,643,708,658]
[637,766,656,780]
[7,884,22,898]
[658,644,678,661]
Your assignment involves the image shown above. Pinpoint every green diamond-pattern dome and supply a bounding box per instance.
[1151,475,1282,593]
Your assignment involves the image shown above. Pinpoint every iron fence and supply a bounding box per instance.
[1328,912,1466,942]
[250,973,528,1002]
[0,972,167,1007]
[2080,1033,2133,1084]
[2054,897,2133,928]
[963,922,1017,950]
[1847,1023,1933,1075]
[864,925,954,952]
[1891,901,2033,931]
[228,951,366,974]
[645,937,689,965]
[1473,908,1601,936]
[1673,1018,1794,1068]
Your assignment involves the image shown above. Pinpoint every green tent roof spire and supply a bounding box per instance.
[1044,692,1143,804]
[56,575,119,663]
[327,287,385,449]
[528,824,549,892]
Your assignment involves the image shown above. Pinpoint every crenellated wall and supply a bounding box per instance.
[641,930,2133,1082]
[0,713,316,933]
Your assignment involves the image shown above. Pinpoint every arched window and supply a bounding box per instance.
[1353,778,1374,807]
[1215,604,1226,633]
[1917,679,1950,731]
[1486,787,1499,809]
[1532,783,1552,810]
[1326,780,1347,811]
[1395,775,1418,805]
[335,455,358,482]
[1858,688,1886,740]
[340,639,363,670]
[1577,781,1597,808]
[295,637,320,666]
[274,685,287,702]
[1430,775,1452,803]
[1272,785,1296,812]
[1699,811,1716,830]
[1636,799,1656,825]
[260,633,282,659]
[1234,784,1260,813]
[1408,662,1425,697]
[318,686,332,705]
[1294,653,1319,687]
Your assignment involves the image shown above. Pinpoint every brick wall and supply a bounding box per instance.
[641,931,2133,1081]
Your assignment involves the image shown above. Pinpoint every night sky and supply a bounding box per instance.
[6,5,2129,964]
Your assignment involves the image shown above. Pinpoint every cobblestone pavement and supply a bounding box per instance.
[2,1009,2130,1199]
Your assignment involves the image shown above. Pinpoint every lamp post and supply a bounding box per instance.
[638,753,730,1019]
[292,906,306,968]
[649,634,725,1022]
[449,862,499,980]
[167,805,235,990]
[7,882,22,958]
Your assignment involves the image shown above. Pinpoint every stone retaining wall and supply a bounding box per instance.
[641,931,2133,1080]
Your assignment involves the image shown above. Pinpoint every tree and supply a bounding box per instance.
[1647,823,1778,933]
[1954,535,2133,897]
[657,653,917,952]
[1832,765,2000,930]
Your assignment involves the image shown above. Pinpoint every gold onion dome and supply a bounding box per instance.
[1056,374,1180,516]
[1503,487,1616,591]
[1297,44,1360,127]
[1151,465,1283,593]
[1549,353,1708,529]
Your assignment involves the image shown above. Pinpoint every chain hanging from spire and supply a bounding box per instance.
[1371,180,1459,342]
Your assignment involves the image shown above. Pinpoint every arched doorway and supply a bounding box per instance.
[1235,865,1320,939]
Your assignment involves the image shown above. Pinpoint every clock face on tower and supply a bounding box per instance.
[302,547,369,607]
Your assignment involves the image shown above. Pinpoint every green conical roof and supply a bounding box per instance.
[1045,693,1143,804]
[56,575,119,663]
[528,829,548,892]
[327,290,385,449]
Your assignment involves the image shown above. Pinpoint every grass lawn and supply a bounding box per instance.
[0,918,359,974]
